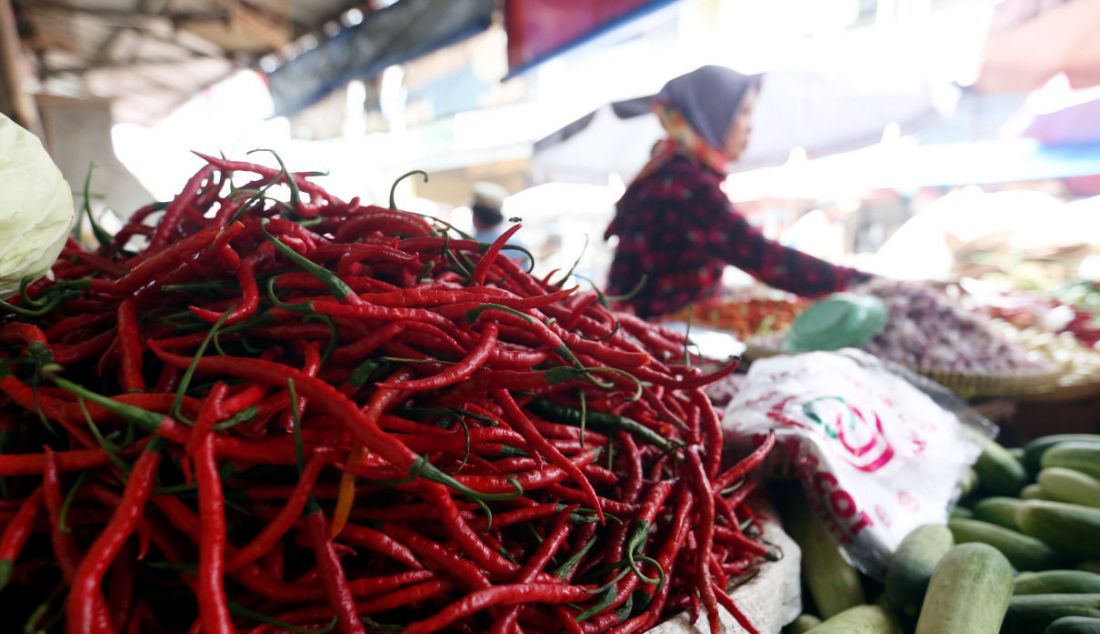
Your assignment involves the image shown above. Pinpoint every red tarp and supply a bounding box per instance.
[504,0,674,74]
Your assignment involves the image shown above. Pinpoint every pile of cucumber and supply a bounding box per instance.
[778,433,1100,634]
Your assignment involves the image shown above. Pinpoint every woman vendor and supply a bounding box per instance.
[605,65,872,318]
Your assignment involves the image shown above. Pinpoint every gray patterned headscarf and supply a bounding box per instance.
[655,66,762,149]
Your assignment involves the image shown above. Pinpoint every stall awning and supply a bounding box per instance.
[503,0,679,77]
[266,0,494,117]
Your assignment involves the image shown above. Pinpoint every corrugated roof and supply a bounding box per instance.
[17,0,367,125]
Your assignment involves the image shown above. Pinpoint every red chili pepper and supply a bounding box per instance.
[333,205,434,240]
[106,548,136,632]
[148,164,216,249]
[115,298,145,392]
[60,246,127,277]
[472,223,523,285]
[337,524,423,570]
[377,323,497,392]
[195,432,233,634]
[382,523,490,590]
[148,345,419,470]
[67,440,163,634]
[278,340,322,433]
[496,389,603,522]
[712,579,759,634]
[1,158,777,632]
[189,257,259,325]
[97,223,241,296]
[0,447,116,477]
[713,525,770,558]
[684,448,721,634]
[489,506,575,634]
[51,330,114,365]
[182,383,228,467]
[225,452,328,572]
[45,318,102,351]
[194,153,337,203]
[274,271,398,293]
[304,501,366,634]
[43,449,82,582]
[0,488,42,592]
[713,431,775,491]
[403,582,595,634]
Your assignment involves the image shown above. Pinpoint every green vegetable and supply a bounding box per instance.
[959,468,979,497]
[1024,435,1100,476]
[1039,468,1100,509]
[973,497,1028,530]
[974,438,1028,496]
[1016,571,1100,595]
[885,524,954,618]
[1023,484,1054,500]
[0,114,75,297]
[805,605,901,634]
[915,543,1014,634]
[1002,594,1100,634]
[1017,501,1100,561]
[948,506,972,519]
[1045,616,1100,633]
[948,518,1064,571]
[784,614,823,634]
[777,488,865,618]
[1042,443,1100,481]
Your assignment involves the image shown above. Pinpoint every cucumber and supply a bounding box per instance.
[949,506,972,519]
[1024,484,1054,500]
[914,543,1014,634]
[1016,571,1100,595]
[885,524,954,618]
[1026,435,1100,475]
[959,468,979,497]
[1043,442,1100,481]
[1002,594,1100,634]
[1017,500,1100,561]
[1046,616,1100,633]
[784,614,823,634]
[805,605,901,634]
[1040,467,1100,508]
[974,437,1028,496]
[973,496,1027,530]
[948,518,1064,571]
[778,489,866,618]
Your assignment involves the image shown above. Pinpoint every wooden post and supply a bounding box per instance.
[0,0,42,136]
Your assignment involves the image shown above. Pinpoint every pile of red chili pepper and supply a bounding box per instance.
[0,153,776,634]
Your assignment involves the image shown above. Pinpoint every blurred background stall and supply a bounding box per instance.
[3,0,1099,425]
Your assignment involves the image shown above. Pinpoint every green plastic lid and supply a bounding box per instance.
[782,293,888,352]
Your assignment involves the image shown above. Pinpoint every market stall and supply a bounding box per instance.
[3,108,1100,632]
[4,0,1100,632]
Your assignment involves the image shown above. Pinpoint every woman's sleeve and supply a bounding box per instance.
[696,184,870,297]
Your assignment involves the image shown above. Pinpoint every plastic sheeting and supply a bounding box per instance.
[266,0,494,117]
[977,0,1100,92]
[532,70,949,183]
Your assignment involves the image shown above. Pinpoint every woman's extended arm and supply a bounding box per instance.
[697,184,870,297]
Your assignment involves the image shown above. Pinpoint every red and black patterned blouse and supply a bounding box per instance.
[604,153,868,318]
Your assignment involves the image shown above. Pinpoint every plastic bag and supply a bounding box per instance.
[721,349,990,577]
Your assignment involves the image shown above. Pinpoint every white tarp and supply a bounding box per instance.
[531,68,953,184]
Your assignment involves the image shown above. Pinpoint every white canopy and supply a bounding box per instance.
[531,68,954,184]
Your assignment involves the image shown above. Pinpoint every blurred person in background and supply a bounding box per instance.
[471,182,531,269]
[604,66,872,318]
